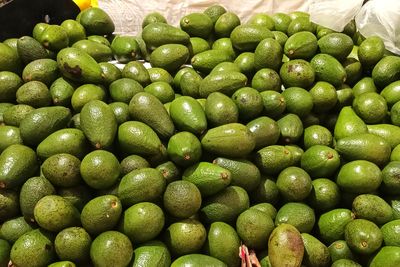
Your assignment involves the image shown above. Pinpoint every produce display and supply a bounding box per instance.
[1,4,400,267]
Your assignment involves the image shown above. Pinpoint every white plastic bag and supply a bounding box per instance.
[355,0,400,55]
[308,0,363,32]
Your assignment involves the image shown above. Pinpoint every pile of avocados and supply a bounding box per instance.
[1,4,400,267]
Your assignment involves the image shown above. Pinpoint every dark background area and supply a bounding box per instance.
[0,0,80,40]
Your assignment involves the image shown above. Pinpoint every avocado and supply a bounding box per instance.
[19,106,71,146]
[110,35,140,63]
[276,166,312,201]
[122,61,151,86]
[19,176,55,222]
[268,223,304,267]
[191,49,233,74]
[369,246,400,267]
[254,38,283,71]
[0,43,21,73]
[0,216,34,243]
[120,202,164,244]
[204,4,227,24]
[277,113,303,144]
[213,157,261,192]
[80,150,120,190]
[57,47,103,84]
[279,59,315,89]
[318,33,354,61]
[201,123,255,157]
[118,120,163,156]
[0,189,19,222]
[99,62,121,85]
[199,71,247,97]
[344,219,383,255]
[334,106,368,140]
[142,12,167,28]
[171,254,227,267]
[49,77,77,106]
[281,87,313,118]
[118,168,166,206]
[0,126,23,153]
[284,31,318,60]
[311,53,347,87]
[80,100,117,149]
[254,145,295,175]
[335,133,391,167]
[54,227,91,263]
[230,24,274,51]
[36,128,89,159]
[78,7,115,35]
[81,195,122,235]
[353,92,388,124]
[236,208,275,250]
[16,81,52,108]
[211,38,237,61]
[34,195,80,232]
[246,116,280,149]
[60,19,86,46]
[352,194,393,225]
[164,219,206,256]
[336,160,382,194]
[10,229,55,267]
[358,36,385,69]
[214,12,240,38]
[170,96,207,135]
[142,23,190,50]
[163,180,201,218]
[206,222,240,267]
[301,233,331,267]
[328,240,356,262]
[0,239,10,266]
[129,92,175,140]
[275,202,315,233]
[17,36,50,64]
[205,92,239,126]
[372,56,400,89]
[131,240,171,267]
[90,231,133,267]
[182,162,231,197]
[167,131,202,167]
[0,144,38,189]
[231,87,264,121]
[39,25,69,51]
[180,13,213,38]
[72,39,113,62]
[367,124,400,149]
[318,208,354,244]
[201,185,249,224]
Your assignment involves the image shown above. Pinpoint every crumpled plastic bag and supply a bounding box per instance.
[308,0,363,32]
[355,0,400,55]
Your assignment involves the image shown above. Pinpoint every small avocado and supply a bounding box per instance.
[77,7,115,35]
[0,144,38,189]
[34,195,80,232]
[268,223,304,267]
[120,202,164,244]
[118,168,166,207]
[55,227,91,263]
[80,100,117,149]
[201,186,249,224]
[90,231,133,267]
[81,195,122,235]
[19,176,55,222]
[10,229,55,267]
[205,222,240,267]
